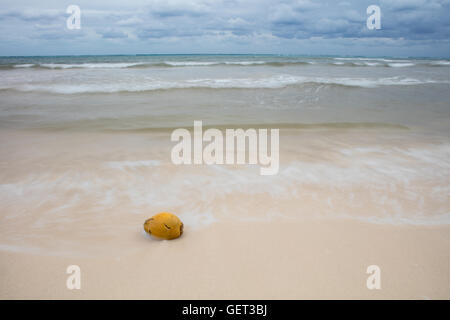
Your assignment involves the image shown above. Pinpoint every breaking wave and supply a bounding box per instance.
[0,75,444,94]
[1,59,448,70]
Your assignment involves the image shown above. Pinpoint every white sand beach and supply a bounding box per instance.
[1,55,449,299]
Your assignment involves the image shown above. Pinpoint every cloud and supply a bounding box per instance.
[99,29,128,39]
[0,0,449,56]
[0,8,62,21]
[147,0,212,18]
[116,16,144,26]
[380,0,442,11]
[35,30,86,40]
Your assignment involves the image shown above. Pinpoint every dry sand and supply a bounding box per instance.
[1,220,449,299]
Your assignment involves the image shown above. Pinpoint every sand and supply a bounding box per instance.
[1,220,449,299]
[1,54,450,300]
[0,128,449,299]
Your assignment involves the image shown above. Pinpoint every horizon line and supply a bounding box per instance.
[0,53,448,59]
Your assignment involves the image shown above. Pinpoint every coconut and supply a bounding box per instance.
[144,212,183,240]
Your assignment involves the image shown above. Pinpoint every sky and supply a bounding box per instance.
[0,0,449,57]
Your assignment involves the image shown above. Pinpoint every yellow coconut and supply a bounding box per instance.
[144,212,183,240]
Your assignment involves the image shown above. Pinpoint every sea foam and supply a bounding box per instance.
[4,75,444,94]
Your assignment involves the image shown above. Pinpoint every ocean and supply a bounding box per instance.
[1,55,450,131]
[0,54,449,255]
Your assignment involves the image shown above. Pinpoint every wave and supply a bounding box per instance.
[163,61,311,67]
[1,59,449,70]
[430,60,450,66]
[33,60,310,68]
[333,58,450,68]
[39,62,148,69]
[331,61,383,67]
[333,61,417,68]
[0,75,444,94]
[334,57,410,62]
[0,62,152,69]
[0,61,301,69]
[163,61,220,66]
[14,64,35,68]
[387,63,416,68]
